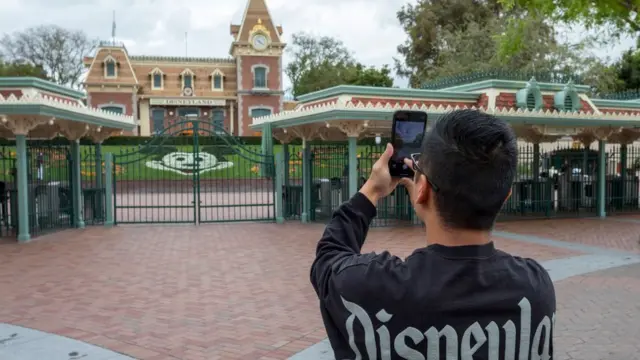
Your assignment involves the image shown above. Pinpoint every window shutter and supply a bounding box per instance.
[564,96,573,111]
[526,93,536,110]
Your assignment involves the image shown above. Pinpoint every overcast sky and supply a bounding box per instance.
[0,0,636,90]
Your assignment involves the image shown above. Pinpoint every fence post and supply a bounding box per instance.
[15,134,30,242]
[71,139,85,229]
[597,140,606,218]
[94,142,103,220]
[104,152,114,227]
[275,152,284,223]
[301,140,310,223]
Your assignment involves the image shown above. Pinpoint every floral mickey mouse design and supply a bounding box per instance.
[146,151,233,175]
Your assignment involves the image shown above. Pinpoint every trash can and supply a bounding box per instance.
[83,188,105,222]
[330,178,343,210]
[37,182,65,224]
[582,175,595,208]
[315,178,332,217]
[283,184,303,217]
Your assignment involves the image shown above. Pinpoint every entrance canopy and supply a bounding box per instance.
[250,80,640,145]
[0,77,136,141]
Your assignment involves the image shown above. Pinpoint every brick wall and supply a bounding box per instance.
[496,92,516,109]
[240,56,280,91]
[241,95,280,135]
[476,93,489,108]
[89,92,134,115]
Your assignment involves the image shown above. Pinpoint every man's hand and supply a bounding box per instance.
[359,143,399,205]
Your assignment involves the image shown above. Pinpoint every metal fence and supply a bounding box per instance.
[283,142,640,227]
[112,119,275,224]
[0,141,74,238]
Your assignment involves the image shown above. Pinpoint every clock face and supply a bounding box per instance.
[252,34,268,50]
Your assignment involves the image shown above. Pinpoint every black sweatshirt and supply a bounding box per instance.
[310,192,556,360]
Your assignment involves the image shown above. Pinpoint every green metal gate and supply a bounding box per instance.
[113,118,275,224]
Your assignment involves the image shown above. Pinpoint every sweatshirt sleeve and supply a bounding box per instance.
[309,192,377,300]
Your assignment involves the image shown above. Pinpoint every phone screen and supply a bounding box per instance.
[389,111,427,177]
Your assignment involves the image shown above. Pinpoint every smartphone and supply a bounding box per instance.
[389,110,428,178]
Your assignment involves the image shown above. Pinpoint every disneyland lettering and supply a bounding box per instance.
[148,98,226,106]
[341,296,554,360]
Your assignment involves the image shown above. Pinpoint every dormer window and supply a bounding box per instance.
[211,69,224,91]
[516,77,542,111]
[554,81,582,112]
[252,65,268,89]
[181,69,194,90]
[149,68,164,90]
[104,55,117,78]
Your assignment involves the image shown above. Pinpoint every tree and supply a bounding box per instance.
[616,47,640,90]
[394,0,610,88]
[0,60,48,79]
[395,0,508,85]
[499,0,640,34]
[285,33,394,97]
[497,0,640,58]
[0,25,97,88]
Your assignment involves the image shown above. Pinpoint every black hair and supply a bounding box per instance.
[420,109,517,230]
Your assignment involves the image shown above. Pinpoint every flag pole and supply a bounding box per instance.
[112,10,116,45]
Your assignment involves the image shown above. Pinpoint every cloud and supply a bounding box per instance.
[0,0,635,91]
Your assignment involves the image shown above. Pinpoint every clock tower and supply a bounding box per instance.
[230,0,285,136]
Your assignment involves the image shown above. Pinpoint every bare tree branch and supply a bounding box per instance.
[0,25,97,89]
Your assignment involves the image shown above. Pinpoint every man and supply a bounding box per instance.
[310,109,555,359]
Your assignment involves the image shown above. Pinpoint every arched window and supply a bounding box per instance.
[253,65,268,88]
[181,69,195,90]
[212,69,224,91]
[150,68,164,90]
[103,55,117,78]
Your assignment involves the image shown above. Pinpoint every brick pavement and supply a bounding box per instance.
[554,263,640,360]
[0,222,582,359]
[495,217,640,252]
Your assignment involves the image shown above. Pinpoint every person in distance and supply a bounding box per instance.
[310,109,555,359]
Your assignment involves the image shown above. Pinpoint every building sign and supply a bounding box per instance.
[149,98,226,106]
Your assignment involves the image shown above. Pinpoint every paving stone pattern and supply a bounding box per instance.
[0,218,637,359]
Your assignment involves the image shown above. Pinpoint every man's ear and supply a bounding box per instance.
[415,174,430,205]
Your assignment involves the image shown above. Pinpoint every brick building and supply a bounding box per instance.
[83,0,285,137]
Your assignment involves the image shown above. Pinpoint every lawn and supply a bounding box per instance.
[0,144,382,182]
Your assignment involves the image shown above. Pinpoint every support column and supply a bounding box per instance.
[348,136,358,197]
[260,122,274,177]
[597,139,607,218]
[104,152,114,227]
[138,99,150,136]
[301,139,311,223]
[71,140,85,228]
[15,134,30,242]
[334,121,367,198]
